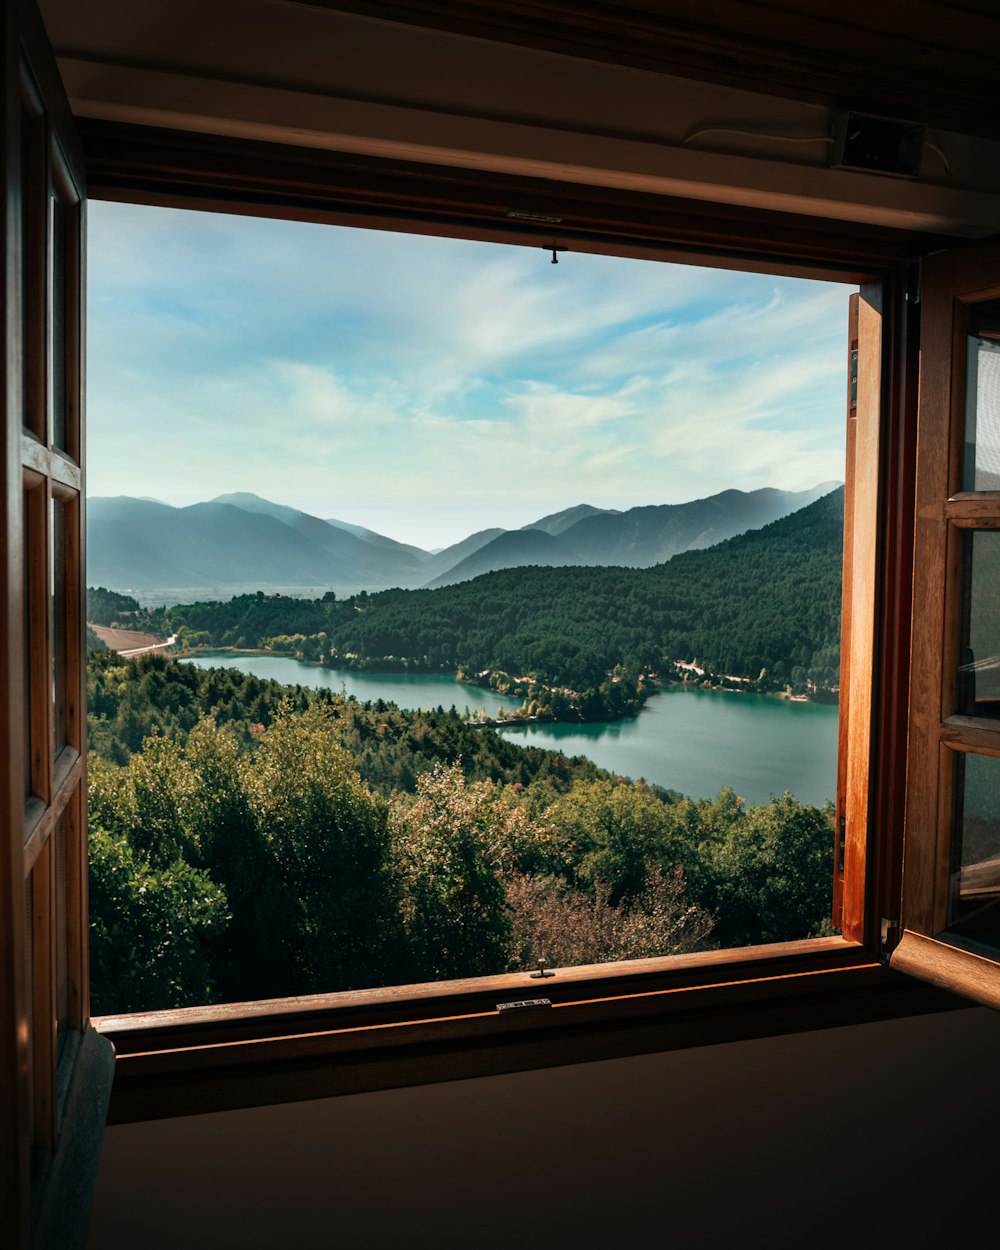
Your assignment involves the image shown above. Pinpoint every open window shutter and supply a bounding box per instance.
[2,3,107,1246]
[893,234,1000,1008]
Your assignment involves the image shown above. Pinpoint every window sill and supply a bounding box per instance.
[95,936,965,1123]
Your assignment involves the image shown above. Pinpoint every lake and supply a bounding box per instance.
[184,653,838,807]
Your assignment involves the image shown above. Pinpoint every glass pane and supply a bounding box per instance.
[957,530,1000,718]
[54,813,69,1038]
[50,193,67,450]
[20,101,45,441]
[23,489,33,801]
[51,497,68,755]
[963,298,1000,492]
[950,752,1000,951]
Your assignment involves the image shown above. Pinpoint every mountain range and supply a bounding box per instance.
[86,484,840,599]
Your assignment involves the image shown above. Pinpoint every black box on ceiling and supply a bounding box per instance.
[830,111,925,177]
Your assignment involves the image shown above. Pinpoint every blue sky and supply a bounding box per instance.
[87,200,851,550]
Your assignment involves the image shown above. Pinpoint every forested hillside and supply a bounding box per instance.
[429,483,836,586]
[146,486,844,717]
[87,650,617,798]
[87,651,835,1014]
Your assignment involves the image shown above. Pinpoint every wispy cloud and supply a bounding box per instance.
[87,202,851,548]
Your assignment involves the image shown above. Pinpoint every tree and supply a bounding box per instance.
[181,717,288,1001]
[391,762,546,980]
[544,779,694,903]
[88,824,229,1014]
[243,702,406,992]
[698,792,835,947]
[508,864,713,969]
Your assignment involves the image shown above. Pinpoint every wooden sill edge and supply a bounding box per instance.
[100,955,967,1125]
[95,935,858,1047]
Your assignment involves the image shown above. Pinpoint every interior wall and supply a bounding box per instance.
[86,1005,1000,1249]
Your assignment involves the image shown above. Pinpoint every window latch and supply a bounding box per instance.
[497,998,552,1014]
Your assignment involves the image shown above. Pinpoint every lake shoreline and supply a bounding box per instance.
[178,646,838,724]
[181,650,839,806]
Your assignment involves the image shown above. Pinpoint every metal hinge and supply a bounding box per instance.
[496,998,552,1014]
[849,349,858,412]
[880,917,900,961]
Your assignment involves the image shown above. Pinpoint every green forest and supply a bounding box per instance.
[87,652,836,1015]
[138,487,844,722]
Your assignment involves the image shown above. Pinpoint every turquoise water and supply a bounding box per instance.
[497,684,837,807]
[184,654,838,807]
[184,653,523,717]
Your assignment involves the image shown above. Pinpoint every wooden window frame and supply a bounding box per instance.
[892,236,1000,1005]
[2,5,114,1246]
[61,123,974,1125]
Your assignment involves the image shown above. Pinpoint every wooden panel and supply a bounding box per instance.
[29,840,56,1150]
[940,717,1000,756]
[946,495,1000,520]
[19,430,81,489]
[833,293,859,931]
[839,282,882,943]
[22,751,83,877]
[893,929,1000,1010]
[867,268,920,949]
[904,253,960,936]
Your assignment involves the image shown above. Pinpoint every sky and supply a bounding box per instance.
[87,200,851,551]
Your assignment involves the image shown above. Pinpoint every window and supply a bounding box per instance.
[6,12,998,1239]
[84,200,852,1015]
[15,126,952,1130]
[74,128,945,1129]
[3,3,104,1242]
[893,238,1000,1004]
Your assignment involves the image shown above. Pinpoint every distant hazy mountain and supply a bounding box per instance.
[426,485,838,588]
[425,529,567,587]
[322,515,428,559]
[88,495,428,594]
[522,503,618,537]
[210,493,427,581]
[87,484,840,599]
[421,529,507,582]
[88,497,349,590]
